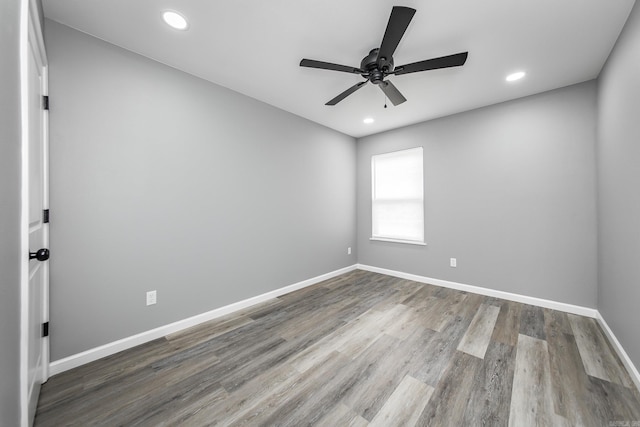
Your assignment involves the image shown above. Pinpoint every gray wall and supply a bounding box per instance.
[357,82,598,308]
[597,1,640,369]
[0,0,22,424]
[45,20,356,361]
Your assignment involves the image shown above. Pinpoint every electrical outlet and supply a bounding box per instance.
[146,290,157,306]
[347,247,352,255]
[450,258,457,268]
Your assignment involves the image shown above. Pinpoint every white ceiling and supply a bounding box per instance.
[43,0,635,138]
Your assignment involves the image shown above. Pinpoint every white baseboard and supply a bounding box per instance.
[49,264,358,376]
[595,312,640,392]
[53,262,640,393]
[356,264,599,318]
[357,264,640,391]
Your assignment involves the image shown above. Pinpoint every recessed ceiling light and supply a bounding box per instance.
[363,117,374,124]
[162,11,188,30]
[506,71,526,82]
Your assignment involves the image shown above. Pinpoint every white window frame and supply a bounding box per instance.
[370,147,425,246]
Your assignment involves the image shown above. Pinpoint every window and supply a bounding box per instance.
[371,147,425,245]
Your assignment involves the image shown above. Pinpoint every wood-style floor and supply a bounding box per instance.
[35,270,640,426]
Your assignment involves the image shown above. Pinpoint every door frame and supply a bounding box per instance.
[20,0,49,424]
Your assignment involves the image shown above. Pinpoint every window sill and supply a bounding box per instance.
[369,237,427,246]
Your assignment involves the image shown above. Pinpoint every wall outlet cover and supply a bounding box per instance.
[146,290,157,306]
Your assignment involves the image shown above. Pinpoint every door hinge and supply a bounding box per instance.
[43,209,49,223]
[43,95,49,111]
[42,322,49,338]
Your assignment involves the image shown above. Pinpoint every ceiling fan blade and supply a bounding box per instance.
[379,80,407,106]
[377,6,416,67]
[300,59,363,74]
[394,52,468,76]
[326,81,368,106]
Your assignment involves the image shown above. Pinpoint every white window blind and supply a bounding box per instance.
[371,147,424,244]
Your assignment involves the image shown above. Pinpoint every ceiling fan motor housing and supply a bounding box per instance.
[361,48,393,84]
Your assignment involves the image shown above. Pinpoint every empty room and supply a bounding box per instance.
[3,0,640,425]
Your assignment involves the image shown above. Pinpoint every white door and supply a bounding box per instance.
[21,2,49,425]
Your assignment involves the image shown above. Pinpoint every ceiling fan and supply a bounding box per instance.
[300,6,468,107]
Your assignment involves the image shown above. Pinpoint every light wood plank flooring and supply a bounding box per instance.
[35,270,640,426]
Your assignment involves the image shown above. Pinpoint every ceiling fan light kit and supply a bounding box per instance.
[300,6,468,107]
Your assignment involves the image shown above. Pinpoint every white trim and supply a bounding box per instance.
[41,61,50,383]
[49,264,358,376]
[595,312,640,392]
[28,0,47,66]
[39,0,50,384]
[19,0,30,423]
[356,264,598,318]
[369,237,427,246]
